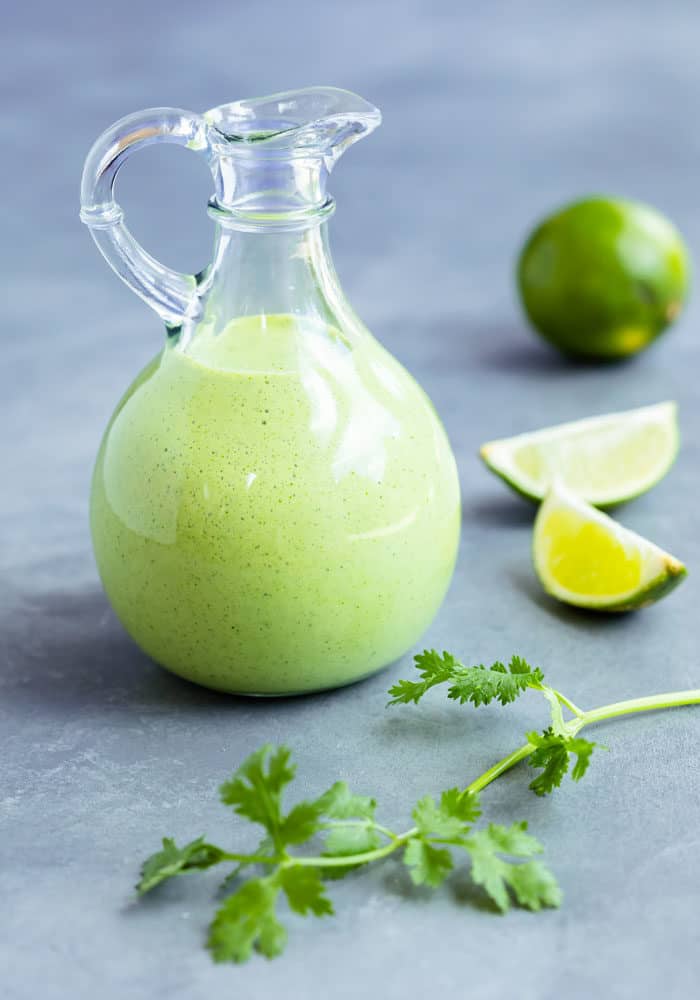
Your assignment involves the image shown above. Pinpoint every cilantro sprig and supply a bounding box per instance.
[138,743,558,963]
[387,651,545,707]
[389,650,602,795]
[136,652,700,965]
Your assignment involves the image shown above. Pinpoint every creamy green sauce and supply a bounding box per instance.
[91,315,460,693]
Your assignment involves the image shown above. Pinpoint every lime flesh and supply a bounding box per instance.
[517,197,690,359]
[480,401,678,507]
[533,483,686,611]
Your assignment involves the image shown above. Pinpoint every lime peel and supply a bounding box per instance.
[533,482,686,611]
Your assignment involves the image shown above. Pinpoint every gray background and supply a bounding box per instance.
[2,1,699,997]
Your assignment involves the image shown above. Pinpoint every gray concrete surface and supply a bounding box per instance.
[2,1,700,997]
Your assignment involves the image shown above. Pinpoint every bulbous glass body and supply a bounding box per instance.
[91,313,460,693]
[82,89,461,694]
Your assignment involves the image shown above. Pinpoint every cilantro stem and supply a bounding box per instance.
[221,852,280,865]
[554,691,584,717]
[577,688,700,727]
[460,687,700,797]
[371,822,399,841]
[466,743,534,794]
[287,834,414,869]
[321,819,398,841]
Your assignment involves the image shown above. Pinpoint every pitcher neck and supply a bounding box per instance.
[209,152,335,233]
[190,219,351,335]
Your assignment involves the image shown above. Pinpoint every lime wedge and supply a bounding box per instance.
[533,483,686,611]
[480,402,678,506]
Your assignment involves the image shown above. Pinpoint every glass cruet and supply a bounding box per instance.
[80,87,461,695]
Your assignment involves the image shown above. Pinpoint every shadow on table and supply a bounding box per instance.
[379,701,488,748]
[471,335,576,376]
[379,860,500,914]
[467,321,638,376]
[1,585,263,717]
[437,316,590,375]
[383,315,582,377]
[463,493,535,528]
[438,315,646,377]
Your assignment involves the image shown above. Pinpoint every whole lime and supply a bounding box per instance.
[517,197,691,359]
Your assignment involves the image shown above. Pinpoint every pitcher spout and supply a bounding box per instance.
[203,88,381,227]
[205,87,381,165]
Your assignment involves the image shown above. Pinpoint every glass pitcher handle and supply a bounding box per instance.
[80,108,215,327]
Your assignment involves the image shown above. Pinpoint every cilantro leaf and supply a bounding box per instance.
[287,779,378,847]
[505,861,563,911]
[412,788,481,840]
[403,786,482,889]
[527,729,599,796]
[527,732,570,795]
[278,866,334,917]
[316,781,376,820]
[569,737,598,782]
[209,867,333,963]
[315,780,381,865]
[439,787,482,825]
[219,745,295,843]
[323,824,382,858]
[447,656,544,707]
[462,822,561,912]
[278,778,378,852]
[387,650,461,704]
[137,837,227,894]
[208,877,285,963]
[278,802,324,846]
[403,838,454,887]
[477,820,543,856]
[220,757,378,856]
[388,651,543,707]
